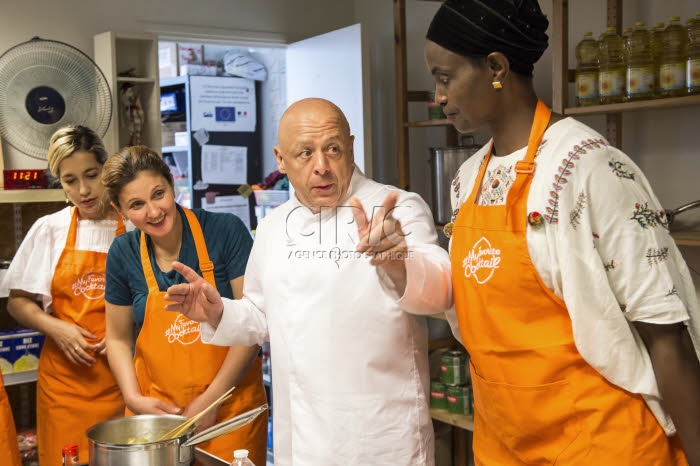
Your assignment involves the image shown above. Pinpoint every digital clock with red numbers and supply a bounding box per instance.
[3,169,50,190]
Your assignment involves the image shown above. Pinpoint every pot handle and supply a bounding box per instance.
[181,404,268,448]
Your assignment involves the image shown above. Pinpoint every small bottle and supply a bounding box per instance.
[650,22,666,97]
[626,21,655,100]
[62,444,79,466]
[599,26,627,104]
[659,16,689,97]
[688,12,700,94]
[231,449,256,466]
[575,31,600,106]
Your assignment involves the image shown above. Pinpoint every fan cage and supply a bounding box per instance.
[0,37,112,161]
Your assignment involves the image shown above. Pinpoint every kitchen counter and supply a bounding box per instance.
[194,447,230,466]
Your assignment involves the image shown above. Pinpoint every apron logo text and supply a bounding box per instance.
[165,314,202,345]
[71,271,106,300]
[462,237,501,284]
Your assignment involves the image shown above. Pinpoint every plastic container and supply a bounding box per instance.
[598,26,627,103]
[231,449,256,466]
[688,12,700,94]
[650,22,666,96]
[575,32,600,106]
[253,189,289,207]
[659,16,689,97]
[626,21,655,100]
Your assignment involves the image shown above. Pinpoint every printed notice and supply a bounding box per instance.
[201,195,252,231]
[201,145,247,185]
[190,76,256,132]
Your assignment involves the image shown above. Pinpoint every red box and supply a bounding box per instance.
[3,170,50,189]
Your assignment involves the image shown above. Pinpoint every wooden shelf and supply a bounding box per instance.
[430,408,474,431]
[162,145,189,153]
[116,77,156,84]
[0,189,65,203]
[671,231,700,247]
[3,370,37,386]
[565,94,700,116]
[405,119,451,127]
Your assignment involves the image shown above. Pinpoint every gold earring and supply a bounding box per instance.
[492,81,503,89]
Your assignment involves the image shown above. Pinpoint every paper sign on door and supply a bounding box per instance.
[201,145,247,185]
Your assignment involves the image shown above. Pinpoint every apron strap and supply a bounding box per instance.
[65,207,126,250]
[182,208,216,286]
[139,207,217,294]
[64,207,80,251]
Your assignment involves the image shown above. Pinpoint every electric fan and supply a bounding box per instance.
[0,37,112,160]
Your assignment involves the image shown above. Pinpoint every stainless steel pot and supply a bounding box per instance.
[429,136,481,224]
[86,404,267,466]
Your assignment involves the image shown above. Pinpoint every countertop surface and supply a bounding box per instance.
[194,448,230,466]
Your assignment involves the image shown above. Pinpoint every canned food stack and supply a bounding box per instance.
[430,349,473,416]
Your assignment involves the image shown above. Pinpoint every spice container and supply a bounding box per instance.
[427,91,446,119]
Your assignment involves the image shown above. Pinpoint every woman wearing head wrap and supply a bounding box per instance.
[425,1,700,464]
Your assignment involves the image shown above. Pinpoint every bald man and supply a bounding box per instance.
[165,98,453,465]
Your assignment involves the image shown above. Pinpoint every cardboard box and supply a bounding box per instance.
[179,64,217,76]
[178,43,204,67]
[0,330,44,373]
[174,132,189,147]
[158,42,178,79]
[161,121,187,147]
[253,190,289,207]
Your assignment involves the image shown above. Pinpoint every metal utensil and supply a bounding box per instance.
[666,200,700,228]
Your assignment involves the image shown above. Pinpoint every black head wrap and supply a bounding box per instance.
[426,0,549,76]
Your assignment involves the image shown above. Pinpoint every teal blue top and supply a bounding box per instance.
[105,206,253,335]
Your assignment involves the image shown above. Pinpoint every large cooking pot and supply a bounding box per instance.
[429,136,481,224]
[86,404,267,466]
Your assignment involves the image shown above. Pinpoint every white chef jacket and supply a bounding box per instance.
[448,117,700,435]
[201,167,452,466]
[0,206,133,310]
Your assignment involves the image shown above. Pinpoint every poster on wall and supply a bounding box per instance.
[190,76,256,132]
[201,144,247,185]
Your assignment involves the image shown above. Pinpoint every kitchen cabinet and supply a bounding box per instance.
[551,0,700,247]
[94,30,162,155]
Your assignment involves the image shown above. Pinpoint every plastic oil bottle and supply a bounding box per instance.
[599,26,627,104]
[575,31,600,106]
[688,12,700,94]
[659,16,689,97]
[626,21,655,100]
[230,449,256,466]
[650,22,666,97]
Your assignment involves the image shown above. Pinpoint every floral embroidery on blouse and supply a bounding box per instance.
[478,163,514,206]
[569,191,587,231]
[545,138,607,224]
[631,202,669,230]
[608,159,635,180]
[646,247,670,267]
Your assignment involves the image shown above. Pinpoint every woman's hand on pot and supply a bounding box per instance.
[183,395,219,433]
[127,394,182,416]
[165,261,224,328]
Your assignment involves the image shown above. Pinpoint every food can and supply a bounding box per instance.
[430,381,448,410]
[446,385,472,415]
[62,443,79,466]
[440,350,467,385]
[427,91,446,119]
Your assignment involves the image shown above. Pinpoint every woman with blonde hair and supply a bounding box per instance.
[0,125,127,466]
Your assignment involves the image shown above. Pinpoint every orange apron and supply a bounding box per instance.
[0,373,21,466]
[39,208,126,466]
[133,207,267,465]
[450,101,686,465]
